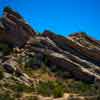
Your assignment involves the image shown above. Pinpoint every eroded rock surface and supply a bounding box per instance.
[0,7,100,99]
[0,6,36,47]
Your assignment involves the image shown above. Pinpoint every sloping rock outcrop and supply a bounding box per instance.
[68,32,100,65]
[43,31,100,65]
[0,7,100,99]
[0,7,100,84]
[0,6,36,47]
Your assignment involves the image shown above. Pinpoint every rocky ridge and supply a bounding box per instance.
[0,7,100,99]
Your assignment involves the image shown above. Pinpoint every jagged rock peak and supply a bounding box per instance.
[0,6,36,47]
[3,6,23,19]
[43,30,56,37]
[69,32,87,37]
[42,30,65,38]
[68,32,100,47]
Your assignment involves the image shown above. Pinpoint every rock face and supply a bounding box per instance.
[68,32,100,65]
[0,7,100,99]
[43,31,100,65]
[0,7,100,89]
[41,30,100,83]
[0,6,36,47]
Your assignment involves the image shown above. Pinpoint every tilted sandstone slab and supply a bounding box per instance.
[42,31,100,65]
[27,46,100,83]
[0,7,36,47]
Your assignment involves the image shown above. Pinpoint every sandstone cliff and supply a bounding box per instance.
[0,7,100,100]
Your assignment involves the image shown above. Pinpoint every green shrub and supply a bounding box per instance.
[15,84,25,92]
[15,83,33,93]
[53,83,64,98]
[36,80,64,97]
[0,43,11,54]
[64,79,100,96]
[0,94,13,100]
[36,81,52,96]
[0,91,14,100]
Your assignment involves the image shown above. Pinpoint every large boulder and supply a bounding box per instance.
[0,7,36,47]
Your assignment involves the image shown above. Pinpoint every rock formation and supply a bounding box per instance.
[0,7,100,84]
[0,7,100,99]
[0,6,36,47]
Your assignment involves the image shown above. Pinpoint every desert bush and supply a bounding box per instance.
[0,90,14,100]
[14,83,33,93]
[0,94,14,100]
[0,43,11,55]
[64,79,100,96]
[36,81,52,96]
[52,80,64,98]
[36,80,64,97]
